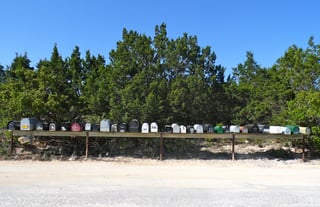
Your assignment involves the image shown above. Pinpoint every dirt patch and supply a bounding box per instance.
[5,139,306,162]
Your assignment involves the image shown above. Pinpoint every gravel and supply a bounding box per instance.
[1,159,320,207]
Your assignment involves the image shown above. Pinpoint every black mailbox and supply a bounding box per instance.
[164,125,173,133]
[7,121,20,130]
[187,125,195,134]
[129,119,139,132]
[246,124,259,133]
[111,123,118,132]
[119,123,127,132]
[204,124,214,133]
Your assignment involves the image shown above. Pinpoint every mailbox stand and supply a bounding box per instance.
[9,130,306,161]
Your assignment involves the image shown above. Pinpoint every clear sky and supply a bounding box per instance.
[0,0,319,75]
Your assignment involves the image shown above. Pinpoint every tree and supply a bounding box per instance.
[0,53,37,125]
[274,37,320,125]
[108,28,155,123]
[65,46,85,120]
[36,44,71,122]
[0,64,5,83]
[81,51,110,121]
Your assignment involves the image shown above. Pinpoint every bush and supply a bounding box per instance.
[0,130,10,157]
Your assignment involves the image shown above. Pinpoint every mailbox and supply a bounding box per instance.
[20,118,37,131]
[204,124,214,133]
[180,125,187,133]
[150,122,158,133]
[214,125,224,134]
[71,122,82,132]
[85,123,91,131]
[187,125,195,134]
[142,123,149,133]
[36,122,44,131]
[61,122,71,131]
[119,123,127,132]
[49,123,57,131]
[92,124,99,131]
[282,126,291,135]
[240,126,248,133]
[7,121,20,130]
[229,125,240,133]
[129,119,139,132]
[111,123,118,132]
[172,123,180,133]
[286,125,299,134]
[258,125,265,133]
[263,125,270,133]
[246,124,259,133]
[164,125,173,133]
[194,124,203,134]
[100,119,111,132]
[299,127,311,135]
[269,126,282,134]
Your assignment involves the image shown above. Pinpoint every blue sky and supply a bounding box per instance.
[0,0,319,75]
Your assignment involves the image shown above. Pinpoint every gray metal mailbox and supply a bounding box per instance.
[111,123,118,132]
[49,123,57,131]
[100,119,111,132]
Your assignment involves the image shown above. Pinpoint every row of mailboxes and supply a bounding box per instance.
[227,125,310,135]
[7,118,311,135]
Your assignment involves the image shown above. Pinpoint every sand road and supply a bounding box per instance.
[1,158,320,207]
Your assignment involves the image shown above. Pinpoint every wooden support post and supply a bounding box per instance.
[160,133,163,161]
[10,130,14,155]
[302,135,306,162]
[85,132,89,160]
[231,133,235,161]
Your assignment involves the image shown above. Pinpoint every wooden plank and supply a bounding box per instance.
[234,133,303,139]
[11,130,87,137]
[160,133,163,161]
[85,132,89,159]
[232,133,235,160]
[88,132,161,138]
[9,130,304,139]
[161,133,231,139]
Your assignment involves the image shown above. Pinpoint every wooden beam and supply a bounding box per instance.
[10,130,304,140]
[85,132,89,160]
[160,133,163,161]
[232,133,235,161]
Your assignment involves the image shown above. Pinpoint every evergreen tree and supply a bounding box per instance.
[0,53,37,125]
[36,44,71,122]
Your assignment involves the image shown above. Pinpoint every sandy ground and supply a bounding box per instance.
[1,158,320,207]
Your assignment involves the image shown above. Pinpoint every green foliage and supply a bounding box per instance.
[311,126,320,150]
[0,130,13,157]
[1,24,320,154]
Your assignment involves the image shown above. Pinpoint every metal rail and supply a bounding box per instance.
[8,130,306,161]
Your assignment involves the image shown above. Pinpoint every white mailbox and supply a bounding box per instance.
[269,126,282,134]
[150,122,158,133]
[299,127,311,135]
[172,123,180,133]
[142,123,149,133]
[85,123,91,131]
[194,124,203,134]
[180,125,187,133]
[229,125,240,133]
[20,118,37,131]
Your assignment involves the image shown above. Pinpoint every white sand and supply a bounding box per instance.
[1,158,320,207]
